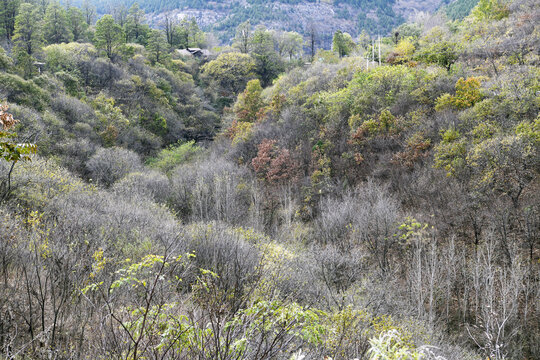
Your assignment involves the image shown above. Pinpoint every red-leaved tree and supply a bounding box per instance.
[252,139,299,185]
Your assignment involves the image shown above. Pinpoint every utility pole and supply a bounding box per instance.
[378,34,381,66]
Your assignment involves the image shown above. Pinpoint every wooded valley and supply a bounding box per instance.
[0,0,538,359]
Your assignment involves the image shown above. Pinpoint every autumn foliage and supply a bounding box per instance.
[392,132,432,167]
[0,104,17,130]
[252,139,299,185]
[234,79,266,123]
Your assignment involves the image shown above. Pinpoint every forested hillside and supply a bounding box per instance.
[71,0,447,43]
[444,0,480,19]
[0,0,539,359]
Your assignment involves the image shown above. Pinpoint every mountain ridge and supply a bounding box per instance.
[75,0,449,42]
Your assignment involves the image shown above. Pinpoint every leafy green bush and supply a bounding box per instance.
[0,73,49,110]
[148,140,203,174]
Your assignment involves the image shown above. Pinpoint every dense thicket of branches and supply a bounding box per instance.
[0,0,539,359]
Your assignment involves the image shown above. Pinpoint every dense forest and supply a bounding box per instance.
[0,0,539,359]
[444,0,481,19]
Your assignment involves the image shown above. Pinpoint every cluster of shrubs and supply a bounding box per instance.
[0,0,539,359]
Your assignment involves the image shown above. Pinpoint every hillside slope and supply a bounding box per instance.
[0,0,538,359]
[79,0,446,42]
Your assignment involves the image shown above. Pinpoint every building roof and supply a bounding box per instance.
[177,49,193,57]
[177,48,212,57]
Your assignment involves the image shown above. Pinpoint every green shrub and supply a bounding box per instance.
[148,140,203,174]
[0,73,49,110]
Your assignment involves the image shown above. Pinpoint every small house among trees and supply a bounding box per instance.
[176,47,211,58]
